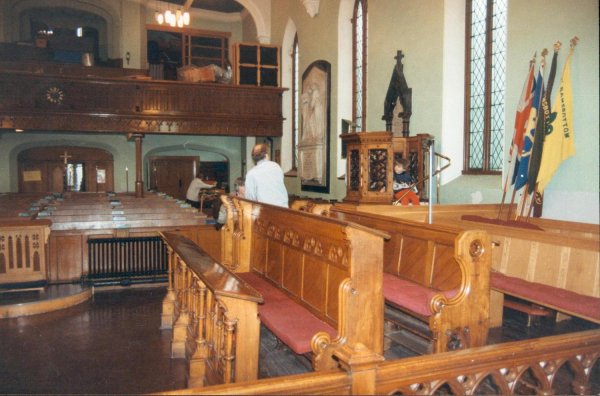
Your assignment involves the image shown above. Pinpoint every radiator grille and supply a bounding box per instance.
[86,237,167,280]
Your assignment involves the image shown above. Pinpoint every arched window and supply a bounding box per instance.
[352,0,367,132]
[464,0,507,173]
[292,33,299,170]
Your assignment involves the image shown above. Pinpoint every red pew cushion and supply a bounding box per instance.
[237,272,338,355]
[491,272,600,321]
[382,273,458,317]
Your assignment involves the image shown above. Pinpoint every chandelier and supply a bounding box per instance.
[155,2,190,28]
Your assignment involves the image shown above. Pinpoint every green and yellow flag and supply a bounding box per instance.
[537,38,578,194]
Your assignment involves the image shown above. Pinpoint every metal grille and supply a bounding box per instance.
[368,149,387,191]
[350,150,360,191]
[86,237,167,280]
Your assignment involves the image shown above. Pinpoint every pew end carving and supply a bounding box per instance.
[331,205,493,353]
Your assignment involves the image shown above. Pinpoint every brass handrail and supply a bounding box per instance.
[393,152,451,206]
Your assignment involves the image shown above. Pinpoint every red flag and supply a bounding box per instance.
[504,55,536,192]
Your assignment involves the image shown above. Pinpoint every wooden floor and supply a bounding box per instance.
[0,286,598,394]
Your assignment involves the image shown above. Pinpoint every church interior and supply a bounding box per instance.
[0,0,598,394]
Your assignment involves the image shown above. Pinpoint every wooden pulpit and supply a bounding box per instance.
[341,131,433,204]
[341,131,394,204]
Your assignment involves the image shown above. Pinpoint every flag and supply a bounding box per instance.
[503,56,536,192]
[527,48,559,195]
[514,56,546,191]
[537,46,576,194]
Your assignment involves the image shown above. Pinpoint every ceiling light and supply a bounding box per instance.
[156,2,191,28]
[15,129,24,133]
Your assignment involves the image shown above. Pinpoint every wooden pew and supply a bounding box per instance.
[10,192,219,283]
[220,196,389,370]
[160,232,263,387]
[330,205,492,353]
[333,203,600,326]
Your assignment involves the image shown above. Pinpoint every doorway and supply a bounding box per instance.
[149,156,197,200]
[18,146,113,193]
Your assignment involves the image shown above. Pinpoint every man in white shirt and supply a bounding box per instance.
[245,144,289,208]
[185,172,214,209]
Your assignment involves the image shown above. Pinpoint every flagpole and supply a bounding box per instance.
[537,37,578,197]
[525,184,538,222]
[499,53,537,220]
[506,188,517,221]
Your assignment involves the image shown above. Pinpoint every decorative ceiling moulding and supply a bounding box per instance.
[301,0,320,18]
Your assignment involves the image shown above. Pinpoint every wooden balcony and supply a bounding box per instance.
[0,70,286,136]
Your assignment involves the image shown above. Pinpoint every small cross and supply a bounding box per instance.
[60,151,72,165]
[395,51,405,71]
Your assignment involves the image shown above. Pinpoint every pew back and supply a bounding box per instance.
[334,203,600,324]
[221,196,389,368]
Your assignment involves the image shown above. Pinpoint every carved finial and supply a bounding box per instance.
[553,41,562,53]
[541,48,549,57]
[570,36,579,49]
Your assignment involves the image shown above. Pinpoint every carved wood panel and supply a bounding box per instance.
[251,214,351,328]
[0,72,285,136]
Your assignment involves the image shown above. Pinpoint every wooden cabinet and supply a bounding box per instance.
[232,42,280,87]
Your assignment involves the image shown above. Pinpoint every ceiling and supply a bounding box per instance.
[158,0,245,13]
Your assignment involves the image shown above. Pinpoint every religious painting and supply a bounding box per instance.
[298,60,331,193]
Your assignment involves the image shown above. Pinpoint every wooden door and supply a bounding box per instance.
[18,147,114,193]
[150,156,197,200]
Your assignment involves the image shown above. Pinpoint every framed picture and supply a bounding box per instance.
[96,169,106,184]
[298,60,331,193]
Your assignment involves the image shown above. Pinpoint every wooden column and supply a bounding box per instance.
[133,134,144,198]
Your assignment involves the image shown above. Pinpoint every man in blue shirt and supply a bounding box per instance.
[245,144,289,208]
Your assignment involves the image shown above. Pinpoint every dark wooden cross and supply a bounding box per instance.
[395,51,405,72]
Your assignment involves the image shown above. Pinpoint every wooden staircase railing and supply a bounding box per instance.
[160,232,263,388]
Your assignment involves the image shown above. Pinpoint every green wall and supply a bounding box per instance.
[0,132,243,193]
[269,0,598,222]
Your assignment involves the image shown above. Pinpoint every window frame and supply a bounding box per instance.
[352,0,367,132]
[463,0,505,175]
[291,33,299,171]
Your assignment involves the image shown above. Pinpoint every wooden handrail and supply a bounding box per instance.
[160,232,263,387]
[155,329,600,395]
[376,329,600,395]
